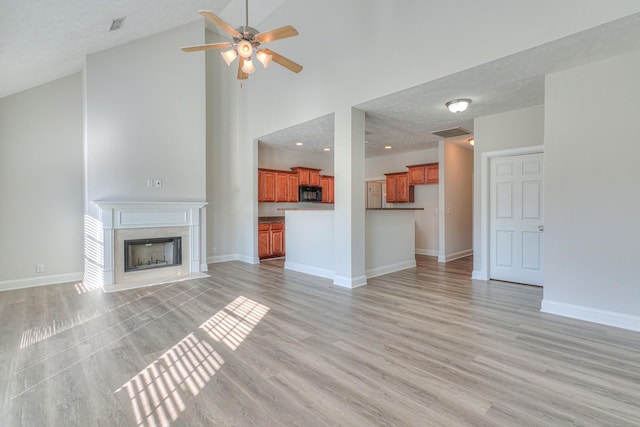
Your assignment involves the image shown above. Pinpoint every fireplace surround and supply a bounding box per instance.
[91,201,207,291]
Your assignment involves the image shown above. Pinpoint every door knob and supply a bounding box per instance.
[538,225,544,231]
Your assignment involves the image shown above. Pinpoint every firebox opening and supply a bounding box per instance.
[124,237,182,273]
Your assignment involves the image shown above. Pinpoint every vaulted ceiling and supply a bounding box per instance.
[3,2,640,157]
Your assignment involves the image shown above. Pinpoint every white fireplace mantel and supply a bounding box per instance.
[92,201,207,287]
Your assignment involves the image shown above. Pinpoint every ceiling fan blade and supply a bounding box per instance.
[198,10,242,39]
[181,42,233,52]
[237,57,249,80]
[262,49,303,73]
[255,25,299,44]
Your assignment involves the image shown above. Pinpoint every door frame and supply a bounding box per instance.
[473,145,544,281]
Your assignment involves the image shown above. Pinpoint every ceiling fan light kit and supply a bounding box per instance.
[181,0,302,81]
[446,98,472,113]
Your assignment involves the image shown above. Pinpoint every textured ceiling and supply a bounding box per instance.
[3,3,640,159]
[0,0,288,99]
[259,12,640,158]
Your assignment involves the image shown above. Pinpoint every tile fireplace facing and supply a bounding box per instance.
[90,201,207,291]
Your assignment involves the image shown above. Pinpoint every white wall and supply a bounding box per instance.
[542,49,640,330]
[213,0,640,264]
[443,142,474,261]
[366,148,440,255]
[258,144,334,174]
[0,74,84,287]
[85,21,206,205]
[472,105,545,277]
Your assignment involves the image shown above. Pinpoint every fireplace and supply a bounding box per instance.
[124,237,182,272]
[90,201,207,290]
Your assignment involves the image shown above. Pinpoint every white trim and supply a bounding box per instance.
[472,270,489,280]
[415,248,439,257]
[366,260,416,278]
[208,254,239,264]
[0,272,83,292]
[541,300,640,332]
[285,261,334,280]
[479,145,544,282]
[440,249,473,263]
[238,254,260,264]
[200,263,208,272]
[333,274,368,289]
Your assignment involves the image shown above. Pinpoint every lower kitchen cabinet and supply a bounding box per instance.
[258,221,285,259]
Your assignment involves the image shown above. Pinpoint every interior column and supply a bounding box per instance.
[333,107,366,287]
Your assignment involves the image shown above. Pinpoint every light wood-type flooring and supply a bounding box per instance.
[1,256,639,426]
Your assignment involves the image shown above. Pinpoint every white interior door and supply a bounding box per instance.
[490,153,544,285]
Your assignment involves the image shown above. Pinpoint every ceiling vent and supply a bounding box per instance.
[431,127,471,138]
[109,17,127,31]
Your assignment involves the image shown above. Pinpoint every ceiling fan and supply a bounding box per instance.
[181,0,303,80]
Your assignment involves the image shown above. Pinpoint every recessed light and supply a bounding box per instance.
[384,145,392,150]
[323,147,331,152]
[295,142,303,146]
[468,138,475,146]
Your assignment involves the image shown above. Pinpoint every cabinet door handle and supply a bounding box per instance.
[538,225,544,231]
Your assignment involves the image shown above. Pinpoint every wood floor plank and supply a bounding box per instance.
[2,255,640,426]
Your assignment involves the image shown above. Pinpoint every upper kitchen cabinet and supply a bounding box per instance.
[407,163,439,185]
[259,169,298,202]
[291,167,321,186]
[258,169,276,202]
[320,175,334,204]
[385,172,414,203]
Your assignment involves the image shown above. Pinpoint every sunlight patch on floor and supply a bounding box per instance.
[116,296,269,427]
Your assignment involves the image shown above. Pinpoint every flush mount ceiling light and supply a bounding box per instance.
[446,98,472,113]
[385,145,392,150]
[295,142,304,146]
[181,0,302,80]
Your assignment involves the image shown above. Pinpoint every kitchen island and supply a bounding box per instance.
[283,208,423,282]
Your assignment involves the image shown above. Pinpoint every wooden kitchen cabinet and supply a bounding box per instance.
[258,223,271,258]
[258,221,285,259]
[407,163,439,185]
[385,172,414,203]
[270,223,285,256]
[258,169,276,202]
[287,174,299,202]
[259,169,298,202]
[320,175,334,203]
[291,167,321,187]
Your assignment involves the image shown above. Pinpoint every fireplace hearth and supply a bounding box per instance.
[124,237,182,272]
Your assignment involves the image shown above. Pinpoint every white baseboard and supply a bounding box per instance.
[284,261,334,280]
[208,254,239,264]
[333,274,367,289]
[541,300,640,332]
[439,249,473,263]
[200,263,209,272]
[472,270,489,280]
[366,260,416,279]
[415,248,439,257]
[0,272,84,292]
